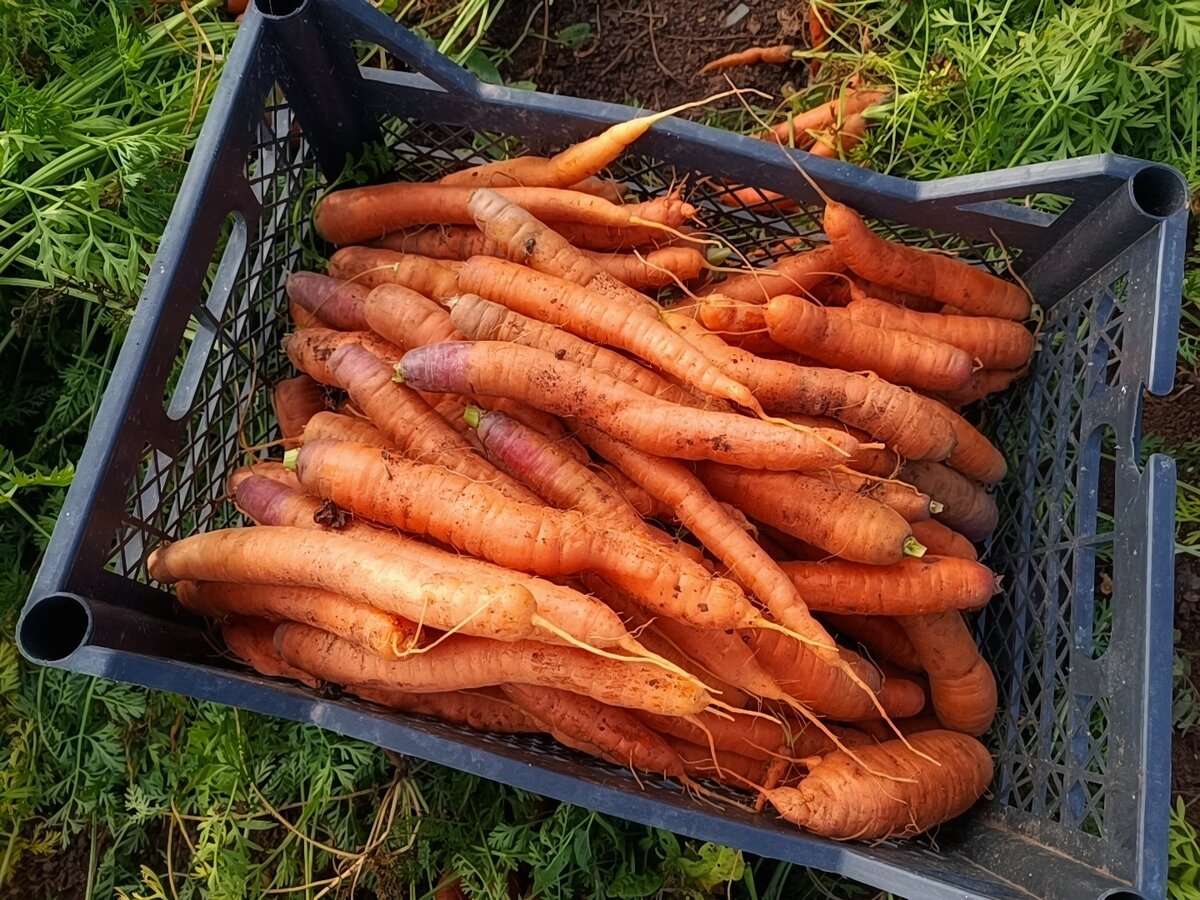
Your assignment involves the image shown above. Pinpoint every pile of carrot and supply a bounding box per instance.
[149,103,1035,843]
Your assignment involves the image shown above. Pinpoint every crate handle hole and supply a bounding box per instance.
[1129,165,1188,219]
[256,0,306,18]
[1098,891,1145,900]
[19,593,92,663]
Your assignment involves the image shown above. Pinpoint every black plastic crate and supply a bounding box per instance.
[17,1,1189,897]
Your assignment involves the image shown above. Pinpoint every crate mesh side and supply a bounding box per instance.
[104,89,1127,862]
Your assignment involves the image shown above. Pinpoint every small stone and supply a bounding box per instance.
[723,3,750,28]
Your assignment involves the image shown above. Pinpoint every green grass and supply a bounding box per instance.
[1,0,1199,896]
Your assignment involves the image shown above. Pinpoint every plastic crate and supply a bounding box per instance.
[17,1,1189,897]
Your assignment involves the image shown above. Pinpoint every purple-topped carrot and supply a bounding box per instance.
[285,272,371,331]
[395,341,857,471]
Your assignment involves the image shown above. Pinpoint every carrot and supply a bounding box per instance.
[765,89,888,145]
[846,276,942,312]
[319,342,538,502]
[272,375,326,447]
[286,271,371,332]
[814,468,933,523]
[150,526,542,641]
[221,618,320,688]
[664,733,776,788]
[700,44,794,74]
[398,341,855,471]
[760,730,992,838]
[662,314,958,461]
[470,409,647,533]
[302,410,394,449]
[765,294,975,393]
[779,556,998,616]
[928,407,1007,484]
[845,296,1035,371]
[177,580,416,658]
[500,684,686,776]
[909,519,977,561]
[457,257,769,411]
[822,614,923,673]
[226,461,302,496]
[326,247,460,299]
[592,463,670,519]
[743,629,924,721]
[634,708,789,762]
[438,97,717,190]
[823,200,1031,320]
[807,2,828,78]
[899,612,997,736]
[276,624,710,716]
[232,475,641,653]
[373,225,704,289]
[577,426,839,656]
[808,112,870,160]
[696,297,793,358]
[900,461,999,542]
[567,176,628,203]
[314,183,686,246]
[362,283,462,348]
[283,326,403,380]
[851,714,945,742]
[698,464,919,566]
[548,220,692,252]
[933,365,1028,408]
[291,440,761,630]
[347,686,544,733]
[289,298,330,330]
[448,294,712,410]
[698,246,843,304]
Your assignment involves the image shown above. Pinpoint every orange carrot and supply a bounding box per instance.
[291,440,761,630]
[301,410,394,449]
[900,461,998,542]
[909,519,977,561]
[634,709,789,762]
[899,612,997,736]
[765,294,975,392]
[326,247,460,300]
[808,112,870,160]
[822,614,923,673]
[226,461,302,496]
[276,624,709,716]
[500,684,686,775]
[813,468,933,523]
[765,89,888,145]
[744,629,924,721]
[760,730,992,838]
[177,580,416,658]
[700,44,795,74]
[909,406,1005,485]
[221,618,320,688]
[457,256,768,410]
[373,225,704,289]
[779,556,998,615]
[232,475,640,652]
[347,686,544,733]
[662,314,958,461]
[289,298,330,330]
[845,296,1035,370]
[823,200,1031,320]
[150,526,542,641]
[362,283,462,348]
[272,375,326,447]
[397,341,856,471]
[438,99,712,190]
[286,271,371,331]
[545,220,688,251]
[448,294,712,410]
[314,183,687,246]
[577,426,838,656]
[592,463,670,519]
[807,2,828,78]
[698,246,843,304]
[933,365,1029,408]
[698,464,919,565]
